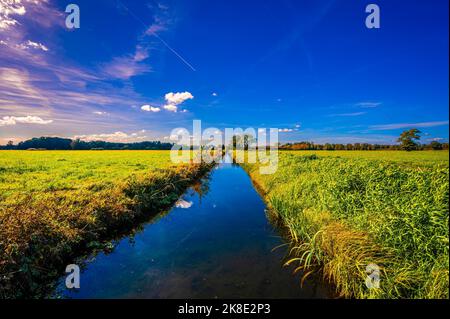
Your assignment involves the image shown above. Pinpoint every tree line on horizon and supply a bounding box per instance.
[0,137,173,150]
[281,129,448,151]
[0,129,448,151]
[237,129,448,151]
[280,140,448,151]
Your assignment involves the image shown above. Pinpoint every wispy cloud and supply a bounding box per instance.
[356,102,381,108]
[329,112,367,117]
[98,1,178,80]
[0,0,62,46]
[101,55,151,80]
[141,105,161,112]
[17,40,48,51]
[74,129,149,143]
[0,67,50,114]
[370,121,449,130]
[145,15,169,35]
[0,1,163,139]
[93,111,108,116]
[116,0,196,71]
[0,115,53,126]
[0,0,197,145]
[0,0,26,30]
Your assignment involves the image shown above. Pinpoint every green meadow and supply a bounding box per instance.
[241,150,449,298]
[0,150,448,299]
[0,150,212,298]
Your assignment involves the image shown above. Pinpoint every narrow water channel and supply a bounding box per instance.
[56,157,330,298]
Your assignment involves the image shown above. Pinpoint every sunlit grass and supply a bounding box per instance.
[283,150,449,164]
[242,150,449,299]
[0,151,181,198]
[0,150,212,298]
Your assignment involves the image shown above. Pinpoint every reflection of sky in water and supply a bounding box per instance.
[56,163,330,299]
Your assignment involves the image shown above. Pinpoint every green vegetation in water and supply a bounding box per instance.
[241,150,449,299]
[0,150,214,298]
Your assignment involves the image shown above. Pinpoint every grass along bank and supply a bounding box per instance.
[0,151,214,298]
[240,150,449,298]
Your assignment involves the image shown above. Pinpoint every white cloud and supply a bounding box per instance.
[0,0,26,30]
[17,40,48,51]
[175,199,193,209]
[278,128,294,132]
[163,104,178,112]
[163,91,193,112]
[212,92,218,97]
[74,130,149,143]
[0,115,53,126]
[141,105,161,112]
[165,91,193,105]
[93,111,107,115]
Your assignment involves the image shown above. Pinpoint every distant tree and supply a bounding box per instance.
[5,140,14,150]
[397,129,421,151]
[12,137,173,151]
[429,141,443,150]
[17,137,72,150]
[70,138,87,150]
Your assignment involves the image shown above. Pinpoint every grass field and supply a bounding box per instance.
[0,150,212,298]
[0,151,187,200]
[241,150,449,299]
[1,150,448,299]
[282,150,450,165]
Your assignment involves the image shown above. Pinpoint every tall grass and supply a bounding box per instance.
[0,151,214,298]
[242,151,449,298]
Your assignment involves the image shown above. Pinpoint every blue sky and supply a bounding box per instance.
[0,0,448,144]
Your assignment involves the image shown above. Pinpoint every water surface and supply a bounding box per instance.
[57,160,330,298]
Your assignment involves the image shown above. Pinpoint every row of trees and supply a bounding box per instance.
[0,137,174,150]
[281,141,448,151]
[281,129,448,151]
[1,129,447,151]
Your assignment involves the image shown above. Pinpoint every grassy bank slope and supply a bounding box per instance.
[0,151,213,298]
[241,151,449,298]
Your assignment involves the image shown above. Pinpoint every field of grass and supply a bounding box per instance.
[0,150,212,298]
[241,150,449,299]
[283,150,450,165]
